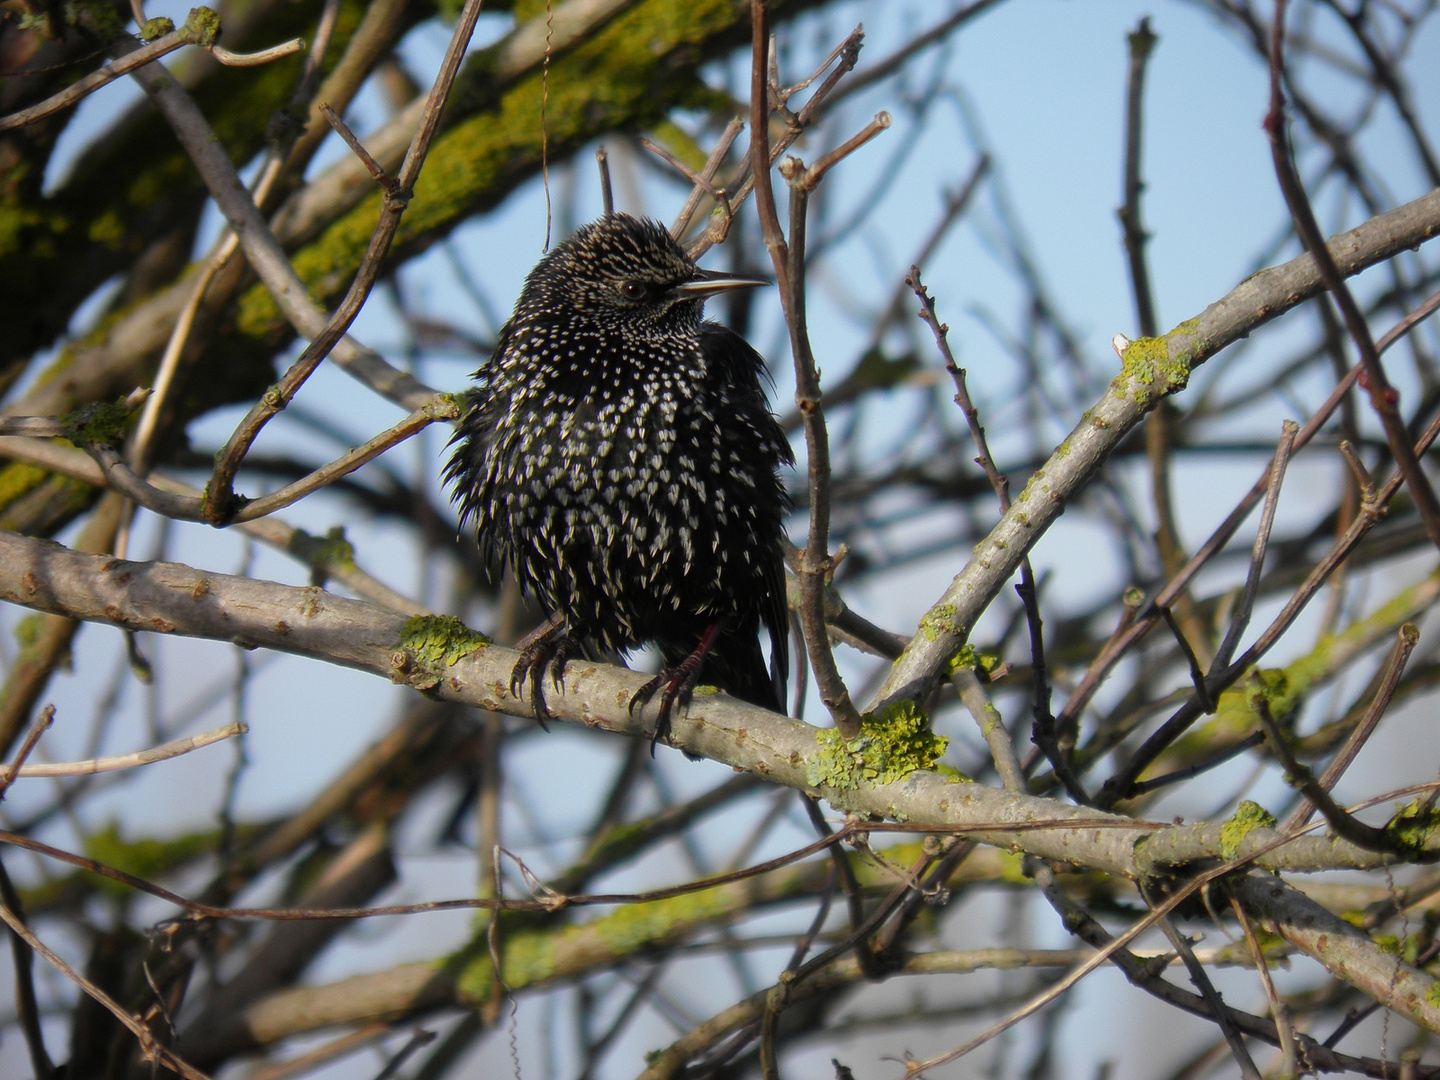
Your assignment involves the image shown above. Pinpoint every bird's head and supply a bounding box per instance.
[523,214,767,331]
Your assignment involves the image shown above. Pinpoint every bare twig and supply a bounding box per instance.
[126,34,435,439]
[688,20,865,259]
[0,704,55,796]
[210,39,306,67]
[1283,624,1419,834]
[1053,365,1361,739]
[671,118,744,239]
[1253,685,1398,855]
[874,185,1440,713]
[911,269,1086,800]
[10,720,246,778]
[1126,732,1265,797]
[1160,606,1214,713]
[199,0,486,523]
[82,395,459,526]
[0,897,213,1079]
[0,20,198,133]
[749,5,875,738]
[639,136,727,208]
[1266,0,1440,553]
[1212,419,1300,669]
[953,668,1025,794]
[596,145,614,216]
[1145,891,1263,1080]
[0,858,54,1079]
[320,104,391,186]
[1231,893,1300,1078]
[1118,17,1161,342]
[1100,401,1440,807]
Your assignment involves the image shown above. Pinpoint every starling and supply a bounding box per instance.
[445,214,793,749]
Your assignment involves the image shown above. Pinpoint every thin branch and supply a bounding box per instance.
[0,21,197,133]
[688,21,864,259]
[671,118,744,239]
[1126,732,1264,797]
[596,145,614,216]
[1212,419,1300,669]
[873,184,1440,712]
[749,8,879,738]
[1283,624,1419,834]
[785,112,891,190]
[210,39,306,67]
[0,858,53,1079]
[953,668,1025,794]
[126,31,436,442]
[320,104,391,186]
[1160,606,1214,713]
[10,721,246,778]
[1266,0,1440,552]
[911,269,1086,800]
[0,436,425,613]
[1054,364,1360,738]
[1101,400,1440,807]
[82,396,459,526]
[1146,895,1263,1080]
[1252,686,1401,856]
[198,0,485,522]
[1119,16,1161,340]
[0,704,55,796]
[639,136,727,208]
[1231,893,1300,1078]
[230,397,460,523]
[0,895,213,1080]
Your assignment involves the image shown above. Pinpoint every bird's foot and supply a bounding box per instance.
[629,625,721,754]
[510,615,579,730]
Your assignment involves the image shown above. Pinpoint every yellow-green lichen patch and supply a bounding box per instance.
[1118,335,1192,408]
[400,614,491,670]
[805,701,950,792]
[1427,982,1440,1008]
[1385,798,1440,859]
[452,879,741,1002]
[1219,800,1276,860]
[451,926,558,1003]
[945,644,1002,679]
[140,15,174,39]
[181,5,221,46]
[918,603,957,642]
[1375,931,1429,964]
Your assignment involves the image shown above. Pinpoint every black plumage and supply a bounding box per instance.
[445,214,793,748]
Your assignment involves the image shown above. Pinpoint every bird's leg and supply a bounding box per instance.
[510,613,577,730]
[629,623,722,754]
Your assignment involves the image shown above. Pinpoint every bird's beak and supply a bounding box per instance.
[671,267,770,300]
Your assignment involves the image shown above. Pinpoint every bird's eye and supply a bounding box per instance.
[621,281,647,301]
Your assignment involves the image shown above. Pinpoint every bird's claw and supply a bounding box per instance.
[630,663,703,755]
[509,623,578,731]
